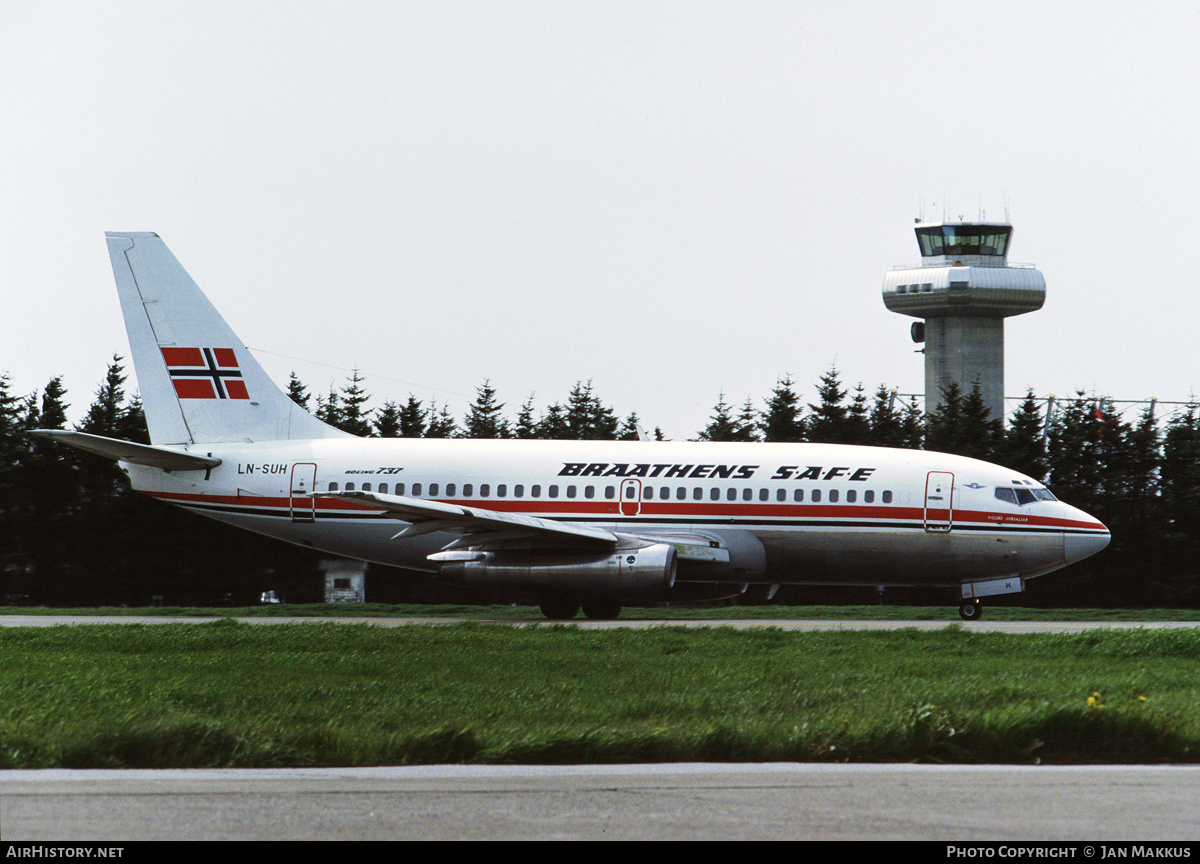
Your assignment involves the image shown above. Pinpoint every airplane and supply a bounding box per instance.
[33,232,1111,621]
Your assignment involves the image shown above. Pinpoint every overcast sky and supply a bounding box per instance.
[2,1,1197,440]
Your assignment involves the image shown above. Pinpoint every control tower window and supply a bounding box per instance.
[917,226,1011,257]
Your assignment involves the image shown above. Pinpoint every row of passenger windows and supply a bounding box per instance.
[896,283,934,294]
[327,480,892,505]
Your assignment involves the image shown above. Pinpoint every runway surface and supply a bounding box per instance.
[6,763,1200,841]
[4,615,1200,840]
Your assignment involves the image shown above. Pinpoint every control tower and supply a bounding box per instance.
[882,221,1045,421]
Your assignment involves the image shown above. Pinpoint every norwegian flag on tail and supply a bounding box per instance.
[161,347,249,400]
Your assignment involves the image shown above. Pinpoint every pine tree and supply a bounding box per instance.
[398,395,428,438]
[806,368,850,444]
[373,401,403,438]
[337,369,373,437]
[461,380,510,439]
[759,376,804,443]
[513,395,539,439]
[286,372,311,411]
[424,400,457,438]
[617,412,643,442]
[565,381,618,440]
[867,386,906,448]
[536,403,570,440]
[78,356,128,438]
[315,386,342,429]
[698,392,739,441]
[998,390,1049,480]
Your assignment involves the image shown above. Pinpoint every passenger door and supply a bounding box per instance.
[924,471,954,533]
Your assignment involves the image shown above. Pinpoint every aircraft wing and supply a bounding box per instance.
[29,430,222,471]
[314,490,619,546]
[314,490,731,562]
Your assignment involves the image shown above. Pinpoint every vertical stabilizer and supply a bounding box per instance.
[105,232,351,444]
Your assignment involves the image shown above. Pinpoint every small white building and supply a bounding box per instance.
[320,559,367,603]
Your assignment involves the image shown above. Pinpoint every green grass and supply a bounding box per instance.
[1,621,1199,767]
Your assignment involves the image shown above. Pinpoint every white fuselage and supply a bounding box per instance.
[125,437,1110,590]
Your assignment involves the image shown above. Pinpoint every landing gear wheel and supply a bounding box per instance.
[959,600,982,621]
[581,597,622,620]
[539,597,581,620]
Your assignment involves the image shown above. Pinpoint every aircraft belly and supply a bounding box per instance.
[756,526,1066,587]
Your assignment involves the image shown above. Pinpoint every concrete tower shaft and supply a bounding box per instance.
[882,221,1046,421]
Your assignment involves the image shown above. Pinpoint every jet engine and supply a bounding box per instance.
[430,543,678,595]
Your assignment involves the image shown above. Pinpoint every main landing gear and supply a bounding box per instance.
[538,595,623,620]
[958,599,982,621]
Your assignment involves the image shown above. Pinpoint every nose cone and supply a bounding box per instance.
[1063,508,1110,565]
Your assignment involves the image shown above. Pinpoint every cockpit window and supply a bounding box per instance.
[996,486,1056,506]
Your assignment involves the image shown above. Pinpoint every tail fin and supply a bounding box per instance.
[105,232,350,445]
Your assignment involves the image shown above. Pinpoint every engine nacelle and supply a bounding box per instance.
[430,543,678,595]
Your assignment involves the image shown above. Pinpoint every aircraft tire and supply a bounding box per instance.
[539,597,581,620]
[581,597,622,620]
[959,600,982,621]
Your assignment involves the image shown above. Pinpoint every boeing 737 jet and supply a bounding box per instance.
[34,233,1110,620]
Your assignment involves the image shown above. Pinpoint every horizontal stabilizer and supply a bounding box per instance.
[30,430,222,471]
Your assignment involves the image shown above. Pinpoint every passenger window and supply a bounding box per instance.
[793,489,804,502]
[777,489,786,502]
[328,482,339,491]
[710,488,720,501]
[585,486,595,499]
[677,487,686,500]
[661,487,670,500]
[759,488,769,502]
[346,483,355,491]
[549,485,559,498]
[846,490,856,503]
[693,488,703,500]
[864,490,874,503]
[812,489,821,503]
[362,483,371,492]
[567,485,576,498]
[445,483,455,496]
[378,483,387,494]
[643,487,653,500]
[463,484,472,497]
[514,485,523,497]
[742,488,752,501]
[396,483,405,496]
[605,487,615,499]
[498,484,507,497]
[882,490,892,504]
[829,489,839,503]
[480,484,489,497]
[429,483,439,497]
[727,488,738,501]
[532,485,541,497]
[412,483,422,496]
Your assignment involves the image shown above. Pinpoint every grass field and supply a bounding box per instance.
[2,618,1199,768]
